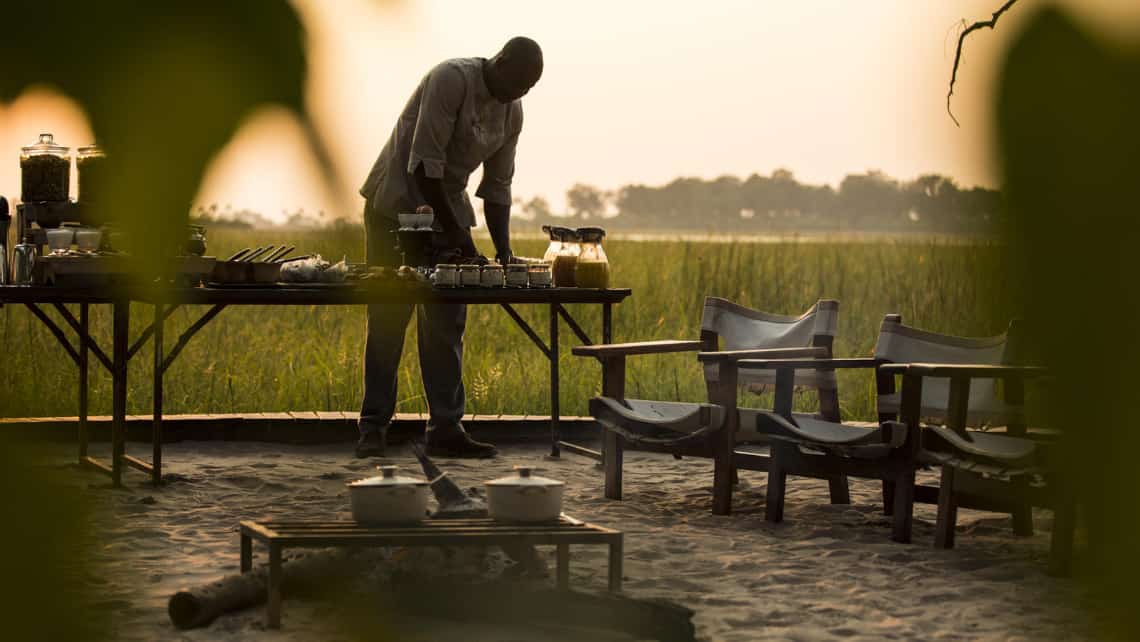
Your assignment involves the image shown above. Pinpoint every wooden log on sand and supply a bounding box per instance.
[168,548,379,629]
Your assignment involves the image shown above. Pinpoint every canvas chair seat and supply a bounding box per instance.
[590,397,727,447]
[877,392,1025,427]
[923,426,1040,469]
[755,412,880,445]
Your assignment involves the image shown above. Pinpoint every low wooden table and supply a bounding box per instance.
[239,514,624,628]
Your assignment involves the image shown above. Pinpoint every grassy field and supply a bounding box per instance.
[0,227,1020,421]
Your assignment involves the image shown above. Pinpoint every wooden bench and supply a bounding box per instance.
[239,515,624,628]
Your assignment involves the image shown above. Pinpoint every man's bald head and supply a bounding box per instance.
[485,36,543,103]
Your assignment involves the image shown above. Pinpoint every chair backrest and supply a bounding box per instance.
[700,297,839,391]
[873,314,1022,426]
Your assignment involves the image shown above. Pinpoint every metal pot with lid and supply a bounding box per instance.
[346,465,430,523]
[485,466,565,522]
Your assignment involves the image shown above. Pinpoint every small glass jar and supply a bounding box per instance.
[480,264,504,287]
[186,225,207,256]
[458,264,481,287]
[528,262,552,288]
[505,264,529,288]
[433,264,458,288]
[20,133,71,203]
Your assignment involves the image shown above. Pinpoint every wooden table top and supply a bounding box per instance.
[1,284,632,306]
[240,515,622,546]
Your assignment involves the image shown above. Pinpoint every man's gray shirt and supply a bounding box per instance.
[360,57,523,226]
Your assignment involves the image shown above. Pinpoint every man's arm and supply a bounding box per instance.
[415,165,477,257]
[483,201,512,262]
[408,62,478,256]
[477,106,523,263]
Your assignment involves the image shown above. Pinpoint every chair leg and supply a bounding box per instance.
[712,454,734,516]
[890,468,915,544]
[934,466,958,549]
[1010,473,1034,537]
[1048,482,1077,577]
[828,474,851,505]
[765,445,788,523]
[603,430,623,501]
[882,480,896,516]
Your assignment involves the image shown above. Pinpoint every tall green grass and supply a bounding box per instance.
[0,227,1018,421]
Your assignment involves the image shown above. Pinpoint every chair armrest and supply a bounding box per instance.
[571,339,703,358]
[738,357,883,371]
[696,346,827,363]
[879,363,1050,379]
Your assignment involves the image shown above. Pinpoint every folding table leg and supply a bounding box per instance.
[111,299,129,487]
[240,534,252,573]
[152,303,164,485]
[267,544,283,628]
[608,537,623,592]
[556,543,569,589]
[549,304,560,457]
[78,303,89,462]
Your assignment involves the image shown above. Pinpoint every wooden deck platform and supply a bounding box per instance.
[0,412,600,445]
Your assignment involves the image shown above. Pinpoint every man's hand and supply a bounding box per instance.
[413,163,479,256]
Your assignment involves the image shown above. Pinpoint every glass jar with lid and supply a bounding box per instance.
[505,264,529,288]
[77,143,107,208]
[574,227,610,289]
[20,133,71,203]
[458,264,481,287]
[527,262,552,288]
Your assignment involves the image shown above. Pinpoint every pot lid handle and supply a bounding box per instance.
[378,465,398,478]
[513,466,533,478]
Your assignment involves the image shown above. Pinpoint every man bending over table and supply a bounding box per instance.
[355,37,544,458]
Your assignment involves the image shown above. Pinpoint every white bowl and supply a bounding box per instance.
[412,212,435,229]
[398,212,435,230]
[46,228,74,253]
[75,228,102,252]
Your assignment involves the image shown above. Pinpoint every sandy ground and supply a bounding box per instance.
[41,440,1096,641]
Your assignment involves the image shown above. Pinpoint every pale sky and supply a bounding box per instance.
[1,0,1138,222]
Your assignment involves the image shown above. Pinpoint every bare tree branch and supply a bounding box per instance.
[947,0,1021,127]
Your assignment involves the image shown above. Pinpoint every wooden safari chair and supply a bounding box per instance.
[879,362,1075,574]
[572,297,847,516]
[872,315,1036,537]
[729,316,1030,542]
[734,315,1075,571]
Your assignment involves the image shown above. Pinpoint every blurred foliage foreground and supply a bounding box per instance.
[997,7,1140,638]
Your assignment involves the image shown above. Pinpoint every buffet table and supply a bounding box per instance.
[0,284,631,485]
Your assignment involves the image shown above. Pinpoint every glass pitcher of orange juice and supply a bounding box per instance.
[574,227,609,289]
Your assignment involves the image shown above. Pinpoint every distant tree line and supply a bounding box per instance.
[520,169,1003,236]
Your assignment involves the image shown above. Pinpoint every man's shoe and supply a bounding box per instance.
[354,430,386,458]
[425,428,498,459]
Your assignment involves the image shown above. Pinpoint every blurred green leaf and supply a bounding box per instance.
[0,0,335,272]
[997,6,1140,638]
